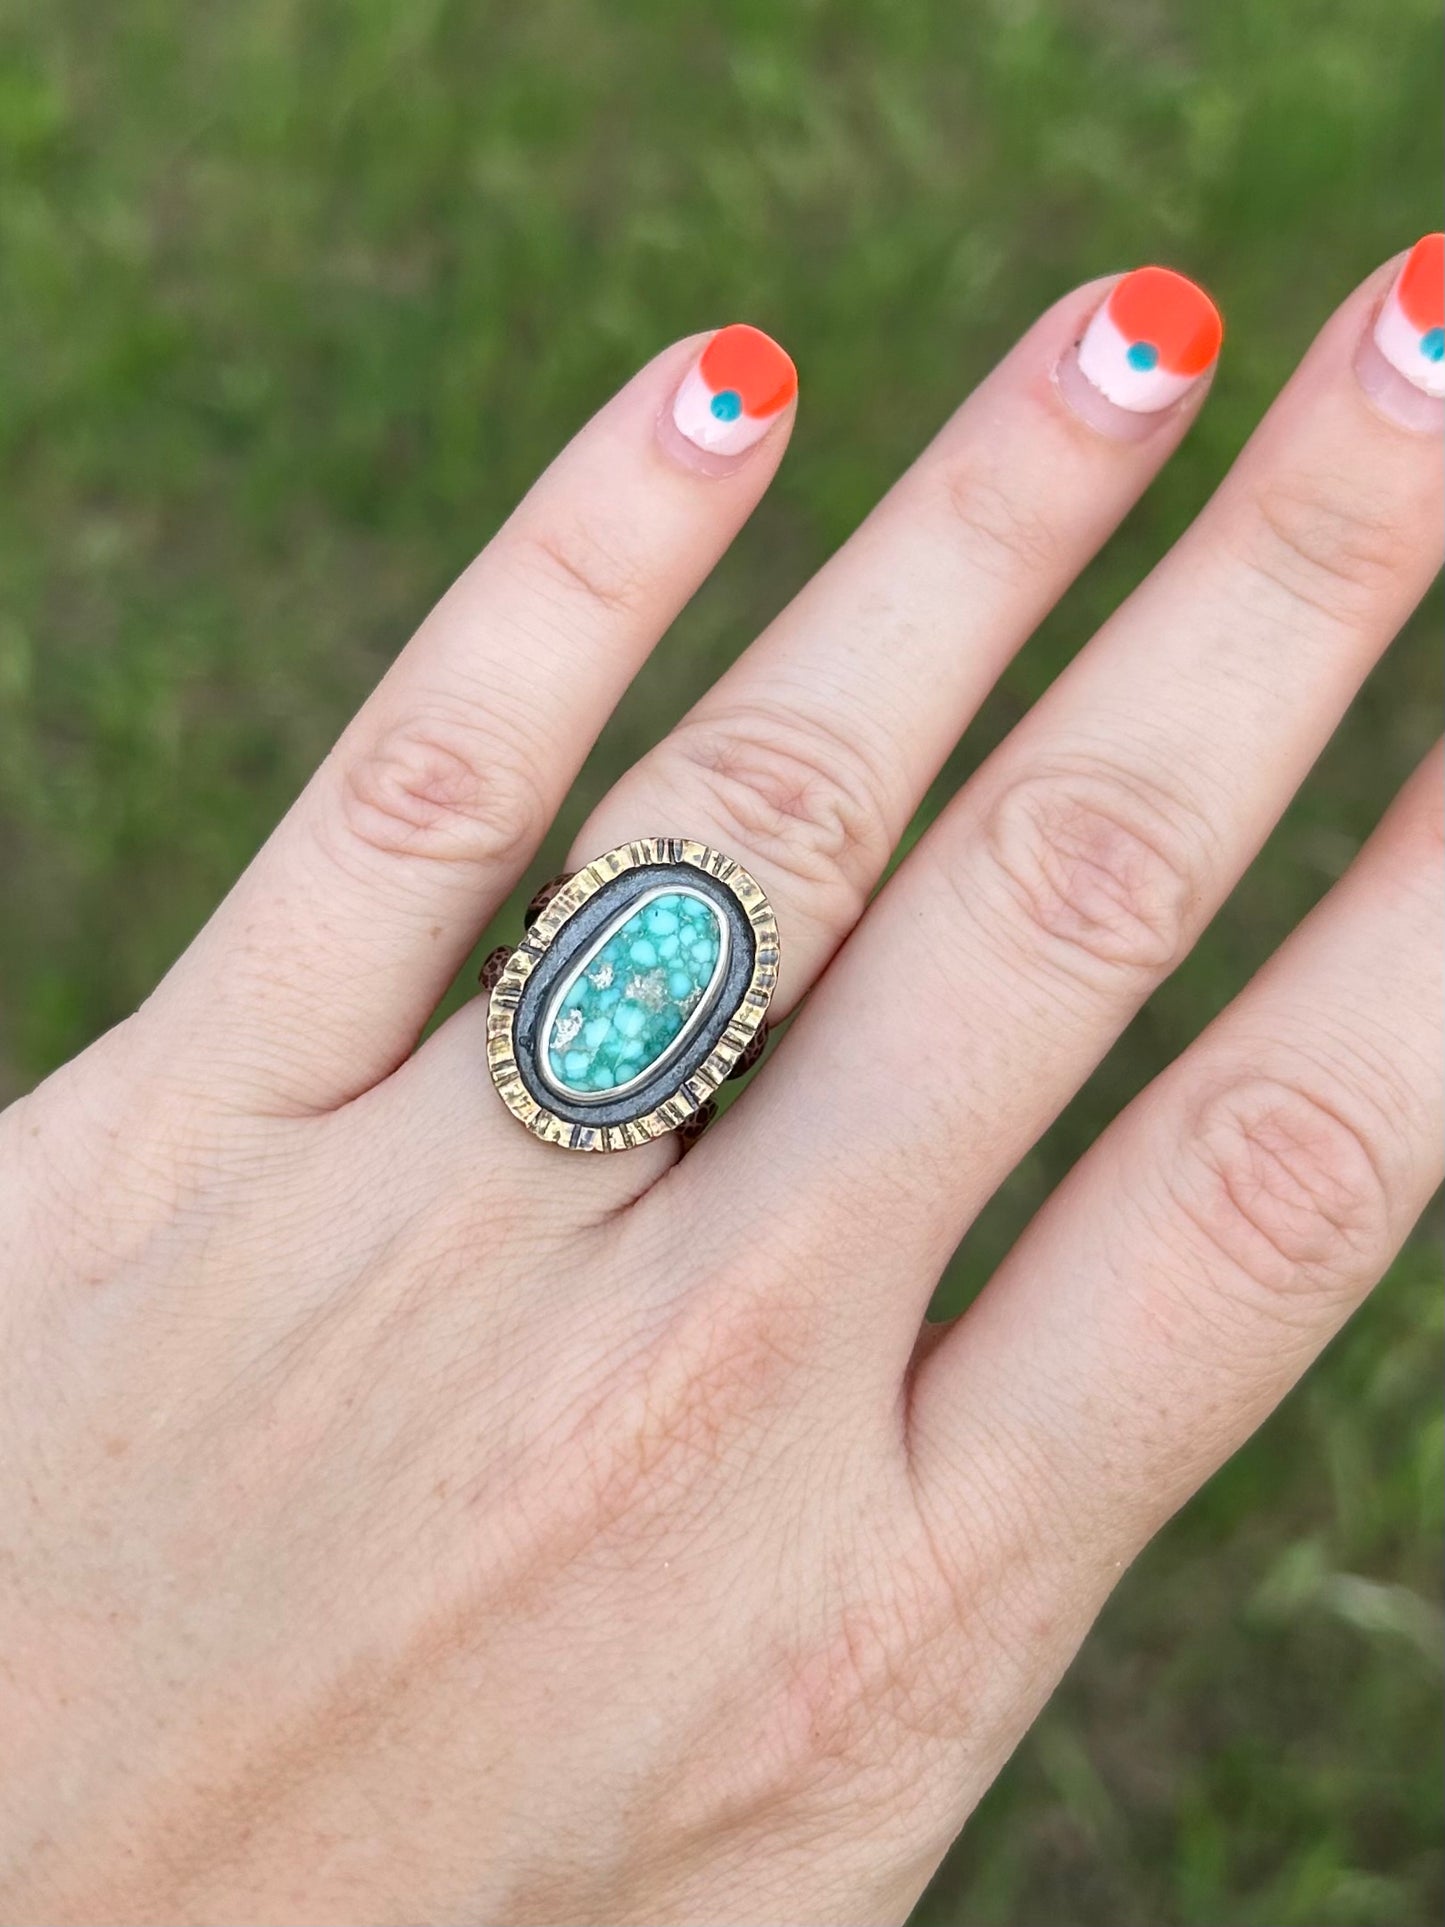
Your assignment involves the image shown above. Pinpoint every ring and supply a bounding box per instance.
[483,839,779,1152]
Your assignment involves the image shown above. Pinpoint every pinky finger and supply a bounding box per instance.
[909,747,1444,1575]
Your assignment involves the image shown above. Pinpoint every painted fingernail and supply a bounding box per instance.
[1075,266,1223,413]
[1372,234,1444,398]
[672,324,797,455]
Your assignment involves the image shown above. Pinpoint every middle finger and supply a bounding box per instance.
[566,268,1222,1013]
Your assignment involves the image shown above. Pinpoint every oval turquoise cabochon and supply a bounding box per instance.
[487,840,778,1151]
[542,890,726,1099]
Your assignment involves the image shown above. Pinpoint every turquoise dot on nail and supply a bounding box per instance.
[710,388,743,421]
[1126,340,1159,372]
[1422,327,1445,363]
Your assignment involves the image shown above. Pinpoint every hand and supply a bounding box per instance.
[2,253,1440,1926]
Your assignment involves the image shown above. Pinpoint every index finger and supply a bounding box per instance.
[145,327,798,1113]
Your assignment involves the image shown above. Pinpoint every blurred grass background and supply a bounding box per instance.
[0,0,1440,1919]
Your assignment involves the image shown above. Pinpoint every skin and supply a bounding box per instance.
[0,257,1440,1926]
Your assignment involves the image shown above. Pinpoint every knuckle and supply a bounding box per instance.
[1172,1069,1396,1302]
[766,1577,952,1785]
[652,1537,953,1834]
[979,759,1203,985]
[668,701,894,908]
[338,714,547,870]
[1238,469,1412,626]
[938,452,1064,581]
[558,1263,824,1541]
[513,516,651,620]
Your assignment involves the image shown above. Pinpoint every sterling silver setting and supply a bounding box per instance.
[485,839,779,1154]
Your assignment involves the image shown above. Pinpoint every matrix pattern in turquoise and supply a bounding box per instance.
[546,893,723,1095]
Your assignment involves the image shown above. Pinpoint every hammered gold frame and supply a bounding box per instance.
[487,839,779,1152]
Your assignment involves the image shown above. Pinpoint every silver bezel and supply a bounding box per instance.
[536,883,732,1106]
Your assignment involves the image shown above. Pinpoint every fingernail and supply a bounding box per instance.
[671,324,797,455]
[1071,266,1222,418]
[1371,234,1444,398]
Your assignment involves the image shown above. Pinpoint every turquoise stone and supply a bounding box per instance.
[545,891,724,1097]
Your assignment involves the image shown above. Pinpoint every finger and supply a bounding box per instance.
[719,243,1442,1307]
[152,328,798,1112]
[564,269,1220,1019]
[908,747,1443,1578]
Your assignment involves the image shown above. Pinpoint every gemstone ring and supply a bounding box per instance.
[482,840,779,1152]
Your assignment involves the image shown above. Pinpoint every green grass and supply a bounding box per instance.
[1,1,1440,1919]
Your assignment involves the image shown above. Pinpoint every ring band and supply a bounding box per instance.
[484,839,779,1152]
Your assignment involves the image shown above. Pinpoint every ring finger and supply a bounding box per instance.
[415,266,1223,1147]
